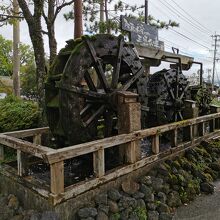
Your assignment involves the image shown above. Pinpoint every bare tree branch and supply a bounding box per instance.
[53,0,75,24]
[42,30,48,35]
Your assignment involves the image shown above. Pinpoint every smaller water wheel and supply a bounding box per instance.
[147,68,189,126]
[45,34,146,145]
[189,85,212,115]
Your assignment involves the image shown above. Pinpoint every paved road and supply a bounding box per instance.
[174,181,220,220]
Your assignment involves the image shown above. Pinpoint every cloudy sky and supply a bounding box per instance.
[0,0,219,81]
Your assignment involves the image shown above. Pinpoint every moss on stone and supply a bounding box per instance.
[204,173,213,182]
[172,160,181,169]
[168,174,178,185]
[133,207,147,220]
[195,147,211,158]
[110,212,120,220]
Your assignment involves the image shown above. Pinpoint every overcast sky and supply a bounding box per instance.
[0,0,219,80]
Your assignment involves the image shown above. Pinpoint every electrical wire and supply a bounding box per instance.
[155,0,212,37]
[169,29,211,50]
[150,1,211,46]
[168,0,213,34]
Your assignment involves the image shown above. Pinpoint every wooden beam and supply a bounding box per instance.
[152,135,159,154]
[50,130,220,205]
[136,45,194,65]
[3,127,49,138]
[50,161,64,195]
[93,147,105,177]
[0,134,54,159]
[45,112,220,164]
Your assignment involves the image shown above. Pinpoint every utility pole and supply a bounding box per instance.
[145,0,148,24]
[74,0,83,39]
[211,34,220,91]
[100,0,104,33]
[12,0,20,97]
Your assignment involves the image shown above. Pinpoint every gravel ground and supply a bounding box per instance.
[174,180,220,220]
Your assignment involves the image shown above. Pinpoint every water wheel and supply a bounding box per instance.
[189,86,212,115]
[45,34,146,145]
[147,68,189,126]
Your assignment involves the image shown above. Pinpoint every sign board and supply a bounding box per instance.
[121,16,164,50]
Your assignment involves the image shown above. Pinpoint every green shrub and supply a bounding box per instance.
[0,95,40,132]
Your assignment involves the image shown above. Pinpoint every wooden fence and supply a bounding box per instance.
[0,112,220,205]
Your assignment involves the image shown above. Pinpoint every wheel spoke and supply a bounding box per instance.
[84,38,110,92]
[59,85,107,100]
[80,104,92,117]
[84,71,97,92]
[179,82,189,100]
[111,36,124,89]
[178,111,184,121]
[175,68,180,99]
[163,74,175,100]
[83,105,106,127]
[121,66,144,91]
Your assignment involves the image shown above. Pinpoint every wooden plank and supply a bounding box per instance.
[93,147,105,177]
[125,141,137,163]
[33,134,42,145]
[190,125,194,141]
[50,161,64,195]
[50,130,220,205]
[136,45,194,65]
[0,134,55,159]
[152,135,159,154]
[3,127,49,138]
[202,122,206,135]
[45,112,220,164]
[0,145,4,161]
[17,150,29,176]
[171,129,178,147]
[17,150,23,176]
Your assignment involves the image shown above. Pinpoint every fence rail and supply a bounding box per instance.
[0,113,220,205]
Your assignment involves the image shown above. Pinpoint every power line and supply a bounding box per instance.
[168,0,213,34]
[170,29,211,50]
[155,0,211,37]
[150,0,211,46]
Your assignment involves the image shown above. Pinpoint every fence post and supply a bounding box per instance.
[190,124,194,141]
[0,146,4,161]
[152,134,159,154]
[33,134,42,145]
[183,100,198,140]
[117,91,141,164]
[210,105,220,130]
[93,147,105,177]
[171,129,178,147]
[17,150,29,176]
[50,161,64,195]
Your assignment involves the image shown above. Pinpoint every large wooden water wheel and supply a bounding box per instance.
[45,34,146,145]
